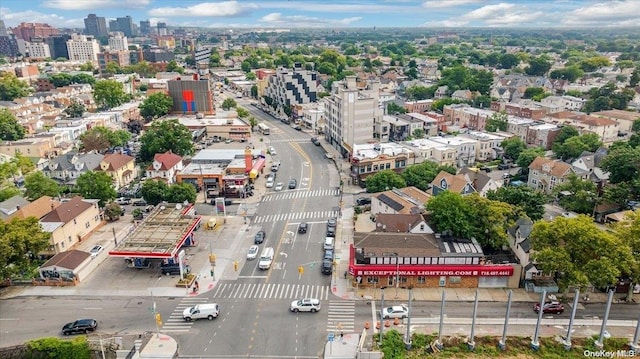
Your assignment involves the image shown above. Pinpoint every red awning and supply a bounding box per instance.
[251,157,266,172]
[348,264,514,277]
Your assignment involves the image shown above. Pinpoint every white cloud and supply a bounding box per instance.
[422,0,483,8]
[0,8,83,27]
[148,18,167,27]
[43,0,150,10]
[149,1,256,17]
[259,12,362,27]
[563,0,640,26]
[423,2,545,27]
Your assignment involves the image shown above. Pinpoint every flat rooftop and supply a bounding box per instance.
[109,203,200,258]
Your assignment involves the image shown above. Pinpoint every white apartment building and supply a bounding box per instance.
[107,32,129,51]
[428,136,478,167]
[460,130,507,162]
[541,95,586,112]
[404,139,457,167]
[299,103,324,134]
[264,66,318,118]
[66,34,100,62]
[26,41,51,59]
[323,76,382,157]
[506,116,535,142]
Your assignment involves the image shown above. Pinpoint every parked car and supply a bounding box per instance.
[247,245,260,260]
[356,197,371,206]
[323,249,334,261]
[298,222,308,234]
[225,139,233,144]
[268,146,277,155]
[480,166,492,173]
[89,245,104,258]
[271,162,280,172]
[381,305,409,319]
[321,259,333,275]
[497,163,510,170]
[161,263,191,276]
[311,137,320,146]
[533,301,564,314]
[288,179,297,189]
[254,230,266,244]
[326,226,336,238]
[327,217,337,229]
[132,199,147,206]
[293,125,302,131]
[115,197,131,205]
[290,298,321,313]
[274,182,284,191]
[62,319,98,335]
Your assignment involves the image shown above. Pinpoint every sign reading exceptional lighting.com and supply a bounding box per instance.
[350,265,514,277]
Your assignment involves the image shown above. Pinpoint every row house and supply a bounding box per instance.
[0,137,55,158]
[350,143,414,187]
[540,95,586,112]
[428,136,477,167]
[459,130,507,162]
[526,123,560,150]
[403,99,433,114]
[386,115,423,142]
[403,112,438,137]
[443,104,496,131]
[506,116,535,143]
[46,118,91,141]
[491,101,546,120]
[146,151,183,184]
[42,151,104,185]
[545,112,619,144]
[527,157,576,195]
[591,109,640,134]
[40,196,102,256]
[404,139,457,167]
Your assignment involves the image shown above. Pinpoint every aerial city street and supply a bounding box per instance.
[1,1,640,358]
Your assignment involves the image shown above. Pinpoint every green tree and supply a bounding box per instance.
[553,126,580,146]
[236,107,250,118]
[630,68,640,87]
[365,170,406,193]
[554,174,599,214]
[139,92,173,121]
[79,126,130,152]
[166,60,184,74]
[26,336,91,359]
[141,180,169,205]
[0,72,31,100]
[530,216,634,291]
[404,85,435,100]
[139,119,194,162]
[611,210,640,301]
[524,87,545,99]
[600,146,640,184]
[386,102,407,115]
[221,98,237,110]
[485,112,508,132]
[104,61,122,75]
[248,116,258,129]
[245,72,256,81]
[250,85,258,98]
[465,193,514,249]
[425,191,474,239]
[93,79,128,110]
[486,185,547,221]
[516,147,545,171]
[524,56,552,76]
[500,137,526,160]
[71,73,95,86]
[241,60,252,73]
[401,162,455,192]
[76,171,117,206]
[0,185,21,202]
[0,217,51,280]
[166,183,197,204]
[104,202,123,221]
[553,136,589,160]
[79,62,95,72]
[24,172,60,200]
[0,108,25,141]
[50,73,72,87]
[63,99,86,118]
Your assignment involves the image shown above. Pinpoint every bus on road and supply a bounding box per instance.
[257,123,270,135]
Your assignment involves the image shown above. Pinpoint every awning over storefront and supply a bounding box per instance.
[249,156,266,179]
[348,264,514,277]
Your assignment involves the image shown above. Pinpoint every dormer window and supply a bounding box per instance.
[440,178,448,189]
[153,161,161,170]
[542,164,550,172]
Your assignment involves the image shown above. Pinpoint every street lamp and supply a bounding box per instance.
[149,276,162,338]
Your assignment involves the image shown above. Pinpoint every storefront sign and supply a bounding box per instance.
[229,127,248,132]
[349,265,513,277]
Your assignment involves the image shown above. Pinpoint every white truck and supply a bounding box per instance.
[182,303,220,321]
[258,247,274,270]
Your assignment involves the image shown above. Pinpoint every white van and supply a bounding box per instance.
[258,247,275,270]
[323,237,334,251]
[182,303,220,321]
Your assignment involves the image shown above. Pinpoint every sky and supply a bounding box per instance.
[1,0,639,29]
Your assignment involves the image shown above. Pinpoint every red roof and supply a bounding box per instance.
[148,151,182,171]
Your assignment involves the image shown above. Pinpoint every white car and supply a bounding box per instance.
[89,245,104,258]
[381,305,409,319]
[290,298,321,313]
[247,245,259,260]
[266,178,274,188]
[269,147,277,155]
[274,182,284,191]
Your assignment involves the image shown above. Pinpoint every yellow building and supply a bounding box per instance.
[99,153,137,190]
[39,196,102,255]
[0,137,55,158]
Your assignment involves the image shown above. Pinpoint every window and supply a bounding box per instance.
[68,236,72,242]
[385,163,391,169]
[367,277,379,284]
[73,219,77,225]
[449,276,461,284]
[399,276,408,284]
[85,222,90,229]
[420,224,425,231]
[531,179,537,185]
[417,276,426,284]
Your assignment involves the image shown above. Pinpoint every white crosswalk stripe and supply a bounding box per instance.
[268,138,309,144]
[211,282,330,300]
[326,301,356,333]
[161,297,209,333]
[262,189,339,202]
[253,210,339,224]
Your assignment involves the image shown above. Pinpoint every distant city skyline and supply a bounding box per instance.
[0,0,639,30]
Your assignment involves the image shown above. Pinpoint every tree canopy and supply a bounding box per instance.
[485,112,508,132]
[0,72,31,101]
[365,170,406,193]
[0,108,25,141]
[610,210,640,299]
[76,171,117,207]
[93,79,129,110]
[553,173,599,214]
[401,162,456,192]
[138,119,194,162]
[500,137,526,161]
[600,145,640,184]
[79,126,131,153]
[530,215,634,291]
[0,217,51,280]
[222,98,237,110]
[139,92,173,121]
[24,172,60,200]
[141,180,196,205]
[486,185,547,221]
[63,99,86,118]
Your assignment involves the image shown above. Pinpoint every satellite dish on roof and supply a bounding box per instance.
[175,204,182,210]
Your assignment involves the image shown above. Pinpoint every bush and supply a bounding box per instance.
[27,336,91,359]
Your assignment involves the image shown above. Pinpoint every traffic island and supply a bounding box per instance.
[176,273,196,288]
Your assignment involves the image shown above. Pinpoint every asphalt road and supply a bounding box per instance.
[175,110,340,357]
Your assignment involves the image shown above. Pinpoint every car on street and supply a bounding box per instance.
[266,177,274,188]
[326,226,336,238]
[325,153,334,159]
[89,245,104,258]
[321,259,333,275]
[327,217,337,229]
[480,166,492,173]
[288,179,297,189]
[381,305,409,319]
[62,319,98,335]
[298,222,308,234]
[323,249,334,261]
[356,197,371,206]
[247,245,260,260]
[254,230,266,244]
[533,301,564,314]
[290,298,321,313]
[274,182,284,191]
[115,197,131,205]
[293,125,302,131]
[311,137,320,146]
[225,139,233,144]
[271,162,280,172]
[498,163,511,170]
[132,199,147,206]
[268,146,277,155]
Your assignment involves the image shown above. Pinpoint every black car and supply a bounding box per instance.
[288,179,297,189]
[321,259,333,275]
[132,199,147,206]
[480,166,492,173]
[326,226,336,238]
[254,230,266,244]
[311,137,321,146]
[298,222,308,234]
[161,263,191,276]
[323,249,334,261]
[356,197,371,206]
[62,319,98,335]
[498,163,511,170]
